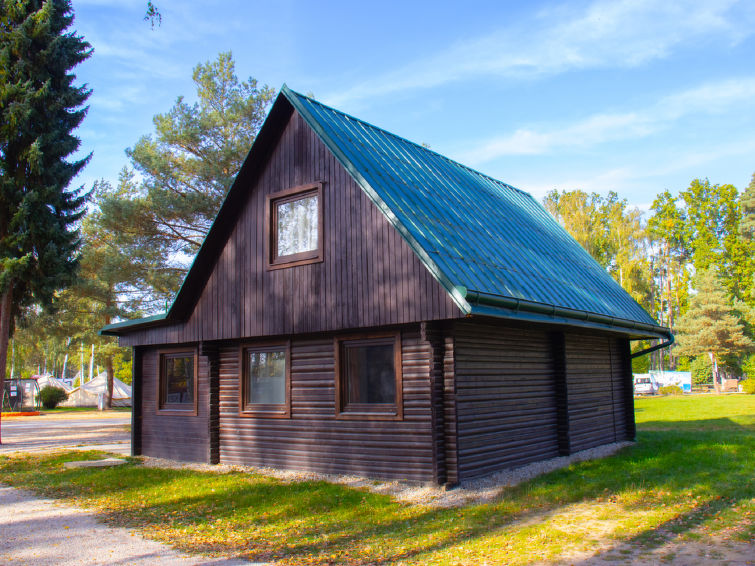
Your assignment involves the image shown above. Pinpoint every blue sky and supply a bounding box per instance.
[71,0,755,210]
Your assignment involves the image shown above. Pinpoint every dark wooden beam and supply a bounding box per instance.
[443,334,459,487]
[200,341,221,464]
[620,338,636,441]
[551,331,570,456]
[131,347,143,456]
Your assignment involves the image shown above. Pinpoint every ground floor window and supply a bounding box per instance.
[335,332,403,420]
[240,342,290,418]
[158,349,197,414]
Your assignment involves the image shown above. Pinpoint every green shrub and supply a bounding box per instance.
[690,356,713,385]
[741,379,755,395]
[658,385,684,396]
[38,386,68,409]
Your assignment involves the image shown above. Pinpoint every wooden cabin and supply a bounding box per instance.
[102,86,671,485]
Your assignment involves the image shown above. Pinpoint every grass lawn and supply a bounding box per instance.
[1,395,753,565]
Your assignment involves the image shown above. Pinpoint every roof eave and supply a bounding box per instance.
[99,313,169,337]
[462,288,671,340]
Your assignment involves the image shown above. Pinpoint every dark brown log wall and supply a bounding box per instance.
[565,332,631,452]
[218,327,436,482]
[452,320,560,481]
[119,111,460,348]
[139,346,210,462]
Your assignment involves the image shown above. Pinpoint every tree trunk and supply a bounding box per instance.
[0,286,14,444]
[104,302,114,409]
[105,354,114,409]
[709,352,721,394]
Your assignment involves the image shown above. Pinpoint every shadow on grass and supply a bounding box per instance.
[568,493,753,565]
[1,418,753,565]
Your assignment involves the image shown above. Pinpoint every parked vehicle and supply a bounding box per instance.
[634,376,658,395]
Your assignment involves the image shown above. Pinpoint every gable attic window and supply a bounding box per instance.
[267,183,323,269]
[335,332,403,420]
[158,349,198,415]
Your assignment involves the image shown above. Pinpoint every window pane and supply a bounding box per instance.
[247,349,286,405]
[277,194,318,256]
[165,356,193,405]
[343,343,395,404]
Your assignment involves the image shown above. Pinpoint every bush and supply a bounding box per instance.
[690,356,713,385]
[659,385,684,396]
[742,379,755,395]
[38,386,68,409]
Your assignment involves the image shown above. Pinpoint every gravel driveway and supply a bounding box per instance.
[0,485,258,565]
[0,411,131,455]
[0,412,260,565]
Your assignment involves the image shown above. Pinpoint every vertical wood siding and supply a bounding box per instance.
[119,111,460,348]
[452,320,560,481]
[218,327,436,482]
[140,347,210,462]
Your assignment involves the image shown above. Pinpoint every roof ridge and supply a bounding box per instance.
[284,87,531,199]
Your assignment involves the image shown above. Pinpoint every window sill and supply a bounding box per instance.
[267,252,323,270]
[336,407,402,421]
[239,407,290,419]
[157,405,198,416]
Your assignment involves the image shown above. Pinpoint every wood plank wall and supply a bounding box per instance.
[140,347,210,462]
[119,111,460,348]
[217,327,436,482]
[565,333,631,452]
[452,320,560,481]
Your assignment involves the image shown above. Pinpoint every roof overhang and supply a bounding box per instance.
[99,313,168,336]
[460,287,672,340]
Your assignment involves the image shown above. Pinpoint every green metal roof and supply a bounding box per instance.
[283,85,665,336]
[102,86,668,339]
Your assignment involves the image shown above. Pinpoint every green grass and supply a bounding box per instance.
[1,395,753,565]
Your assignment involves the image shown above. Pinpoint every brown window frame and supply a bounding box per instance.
[238,341,291,418]
[266,182,324,270]
[334,332,403,421]
[157,348,198,416]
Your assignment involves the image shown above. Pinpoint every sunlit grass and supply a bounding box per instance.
[1,395,753,565]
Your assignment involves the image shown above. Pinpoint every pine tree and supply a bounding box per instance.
[99,52,275,302]
[0,0,91,428]
[675,268,753,392]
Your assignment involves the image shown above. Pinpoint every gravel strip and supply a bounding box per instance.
[0,485,258,565]
[141,441,633,508]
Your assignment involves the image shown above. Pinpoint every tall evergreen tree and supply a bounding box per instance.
[675,268,753,391]
[0,0,90,428]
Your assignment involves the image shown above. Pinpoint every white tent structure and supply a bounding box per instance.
[35,374,73,393]
[61,372,132,407]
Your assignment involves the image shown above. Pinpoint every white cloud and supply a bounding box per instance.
[458,77,755,163]
[326,0,753,107]
[513,136,755,201]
